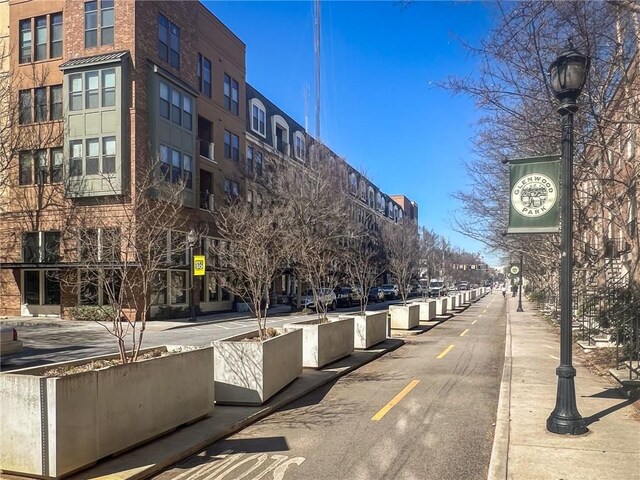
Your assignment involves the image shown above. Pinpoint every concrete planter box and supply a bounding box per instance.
[341,311,387,349]
[212,328,302,405]
[284,317,354,368]
[389,304,419,330]
[413,300,436,321]
[462,291,470,304]
[435,297,448,315]
[448,295,458,310]
[0,346,214,479]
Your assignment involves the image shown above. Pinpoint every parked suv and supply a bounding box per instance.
[302,288,337,311]
[379,284,399,300]
[334,286,362,308]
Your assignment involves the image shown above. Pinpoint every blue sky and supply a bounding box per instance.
[204,1,498,264]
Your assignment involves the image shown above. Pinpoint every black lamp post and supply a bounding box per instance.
[187,228,197,323]
[516,253,524,312]
[546,42,589,435]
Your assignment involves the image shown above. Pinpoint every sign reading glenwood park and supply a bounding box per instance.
[507,155,560,234]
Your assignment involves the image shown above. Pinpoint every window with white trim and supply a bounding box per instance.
[159,144,192,188]
[19,148,63,185]
[68,136,116,177]
[250,98,266,136]
[294,132,305,160]
[158,81,192,131]
[69,68,116,112]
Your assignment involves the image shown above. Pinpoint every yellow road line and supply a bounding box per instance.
[460,329,469,336]
[478,315,483,318]
[371,380,420,421]
[437,344,455,359]
[472,320,478,325]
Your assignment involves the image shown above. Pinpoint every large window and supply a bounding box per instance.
[247,146,254,174]
[19,85,63,124]
[78,227,121,262]
[158,81,192,131]
[69,69,115,111]
[224,178,240,199]
[69,137,117,177]
[19,12,63,64]
[255,151,263,177]
[19,148,63,185]
[159,145,192,188]
[198,53,212,97]
[84,0,114,48]
[224,130,239,161]
[223,74,239,114]
[294,132,306,160]
[22,231,60,263]
[158,13,180,69]
[23,270,60,306]
[250,100,266,136]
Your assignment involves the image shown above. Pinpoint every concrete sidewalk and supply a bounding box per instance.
[489,294,640,480]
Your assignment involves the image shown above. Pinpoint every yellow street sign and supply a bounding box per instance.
[193,255,206,276]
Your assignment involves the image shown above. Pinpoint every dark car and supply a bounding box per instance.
[368,287,385,303]
[334,286,359,307]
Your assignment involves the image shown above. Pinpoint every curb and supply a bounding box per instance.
[82,338,405,480]
[488,295,512,480]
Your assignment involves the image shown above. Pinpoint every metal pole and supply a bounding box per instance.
[517,253,524,312]
[189,244,196,322]
[546,109,587,435]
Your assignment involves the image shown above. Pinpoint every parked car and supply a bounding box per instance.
[458,282,469,290]
[334,286,361,307]
[379,284,399,300]
[428,279,447,297]
[368,287,385,303]
[302,288,337,311]
[0,326,23,356]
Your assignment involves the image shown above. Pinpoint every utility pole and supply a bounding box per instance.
[314,0,321,141]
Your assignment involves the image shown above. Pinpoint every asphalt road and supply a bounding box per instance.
[0,298,403,371]
[153,292,506,480]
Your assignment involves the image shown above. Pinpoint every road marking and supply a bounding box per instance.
[472,320,478,325]
[372,380,420,421]
[437,344,455,359]
[483,309,488,313]
[460,329,469,336]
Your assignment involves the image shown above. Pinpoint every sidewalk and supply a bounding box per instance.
[489,294,640,480]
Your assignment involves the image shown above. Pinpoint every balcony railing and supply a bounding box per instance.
[199,139,215,162]
[200,191,214,212]
[276,138,289,156]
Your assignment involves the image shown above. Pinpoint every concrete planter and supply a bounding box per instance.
[435,297,448,316]
[413,300,436,321]
[0,346,214,479]
[341,311,387,349]
[212,328,302,405]
[284,317,354,368]
[389,304,419,330]
[448,295,458,310]
[470,289,478,301]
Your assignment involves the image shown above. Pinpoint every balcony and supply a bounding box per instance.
[276,138,289,156]
[199,191,214,212]
[198,139,215,163]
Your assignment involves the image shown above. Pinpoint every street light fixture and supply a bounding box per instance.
[546,42,589,435]
[187,228,197,323]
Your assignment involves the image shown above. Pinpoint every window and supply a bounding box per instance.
[250,100,266,136]
[170,271,187,304]
[247,146,254,173]
[50,85,62,120]
[69,74,83,111]
[183,96,192,130]
[85,71,99,109]
[34,88,47,122]
[224,130,239,161]
[159,145,192,188]
[198,53,212,97]
[19,148,63,185]
[171,89,181,125]
[24,270,61,305]
[160,145,170,180]
[50,13,63,58]
[79,227,121,262]
[224,74,239,114]
[85,0,113,48]
[35,16,47,61]
[159,81,170,119]
[183,154,193,189]
[256,151,263,177]
[224,179,239,199]
[294,132,305,160]
[171,149,180,183]
[68,137,116,177]
[19,19,32,63]
[19,13,62,63]
[22,231,60,263]
[19,90,32,124]
[158,14,179,69]
[102,69,115,107]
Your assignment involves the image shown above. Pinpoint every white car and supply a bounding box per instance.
[379,284,399,299]
[301,288,337,311]
[0,326,23,356]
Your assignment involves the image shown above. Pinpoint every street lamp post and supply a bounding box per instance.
[546,42,589,435]
[516,253,524,312]
[187,228,197,323]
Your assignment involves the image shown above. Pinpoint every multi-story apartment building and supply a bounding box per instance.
[0,0,417,319]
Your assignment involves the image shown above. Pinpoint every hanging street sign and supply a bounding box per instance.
[509,264,520,277]
[507,155,560,234]
[193,255,206,276]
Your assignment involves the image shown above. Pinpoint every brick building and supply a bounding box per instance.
[0,0,417,318]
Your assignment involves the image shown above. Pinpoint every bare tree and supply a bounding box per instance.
[381,219,421,305]
[344,222,384,313]
[208,198,288,341]
[62,160,189,363]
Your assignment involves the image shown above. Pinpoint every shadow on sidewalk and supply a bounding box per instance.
[582,395,638,426]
